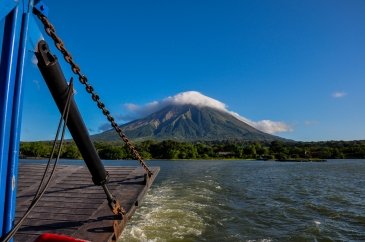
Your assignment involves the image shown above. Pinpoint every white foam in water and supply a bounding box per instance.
[119,182,207,241]
[129,227,148,242]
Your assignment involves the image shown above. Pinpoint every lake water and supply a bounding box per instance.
[20,159,365,241]
[118,159,365,242]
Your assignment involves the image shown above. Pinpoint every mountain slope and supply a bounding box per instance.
[92,104,284,142]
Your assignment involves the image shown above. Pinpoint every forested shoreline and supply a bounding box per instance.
[19,140,365,160]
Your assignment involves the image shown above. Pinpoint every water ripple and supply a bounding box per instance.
[119,159,365,241]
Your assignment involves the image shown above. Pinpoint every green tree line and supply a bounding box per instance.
[20,140,365,160]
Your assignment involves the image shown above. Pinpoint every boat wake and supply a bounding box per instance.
[120,181,207,242]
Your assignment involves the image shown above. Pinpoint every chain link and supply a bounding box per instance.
[34,10,153,177]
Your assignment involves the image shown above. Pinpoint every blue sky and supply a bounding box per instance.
[18,0,365,141]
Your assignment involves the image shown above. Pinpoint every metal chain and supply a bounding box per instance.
[34,10,153,176]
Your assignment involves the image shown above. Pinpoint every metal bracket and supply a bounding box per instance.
[112,220,123,241]
[112,211,128,241]
[101,184,126,216]
[100,184,126,241]
[110,198,126,241]
[109,198,125,217]
[33,0,48,17]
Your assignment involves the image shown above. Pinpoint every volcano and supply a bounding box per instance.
[92,104,285,142]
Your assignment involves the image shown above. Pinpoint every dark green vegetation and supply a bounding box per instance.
[92,105,284,142]
[20,140,365,160]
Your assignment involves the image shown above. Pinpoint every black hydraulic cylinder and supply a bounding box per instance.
[35,40,109,186]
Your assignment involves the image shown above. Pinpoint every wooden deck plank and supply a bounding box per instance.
[14,164,159,242]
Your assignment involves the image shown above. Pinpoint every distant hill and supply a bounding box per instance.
[92,104,285,142]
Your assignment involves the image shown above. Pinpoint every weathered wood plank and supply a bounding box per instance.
[14,164,159,242]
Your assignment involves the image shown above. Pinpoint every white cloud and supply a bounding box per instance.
[165,91,227,110]
[253,120,293,134]
[121,101,162,121]
[121,91,292,134]
[332,91,347,98]
[229,112,292,134]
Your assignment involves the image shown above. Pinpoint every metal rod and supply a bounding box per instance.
[35,40,109,186]
[4,0,34,234]
[0,3,23,234]
[101,184,115,203]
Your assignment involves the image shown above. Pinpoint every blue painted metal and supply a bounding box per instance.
[0,2,23,235]
[0,0,18,21]
[4,0,35,235]
[27,13,44,50]
[0,0,38,236]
